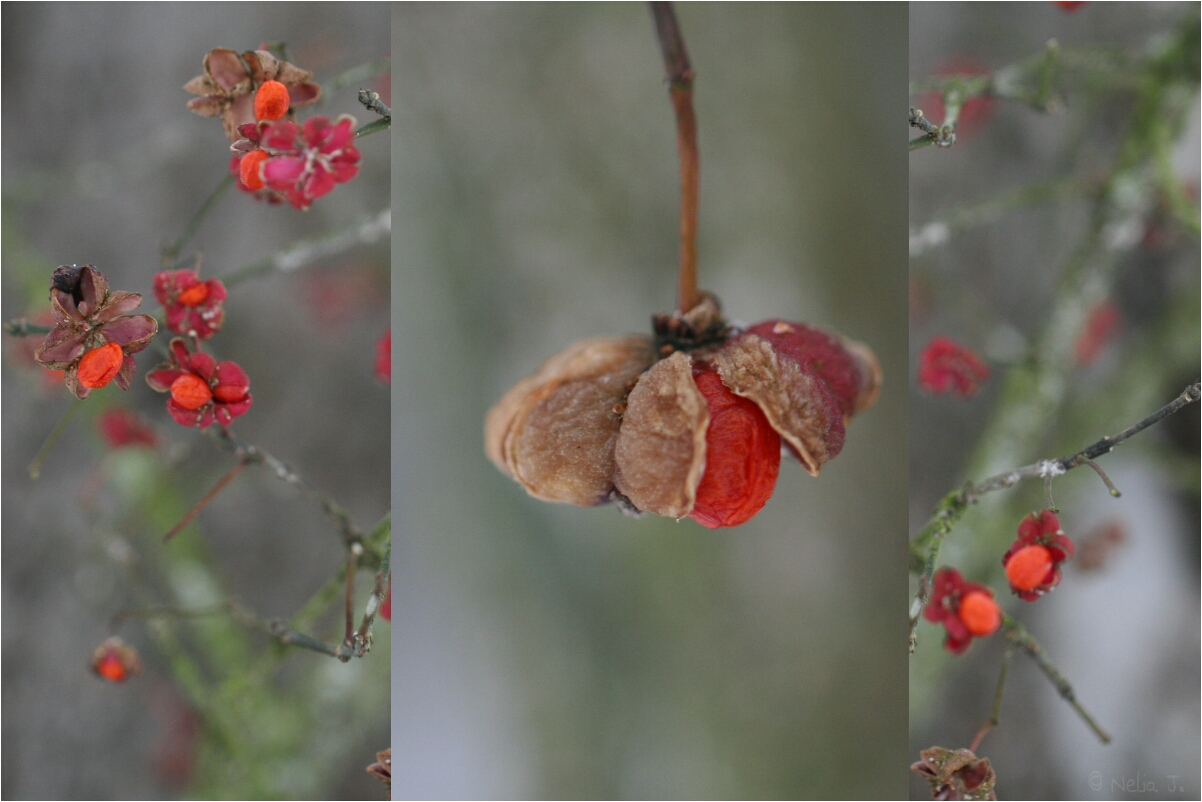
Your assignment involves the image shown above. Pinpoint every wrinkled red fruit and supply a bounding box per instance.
[689,367,781,529]
[253,79,290,121]
[239,149,270,191]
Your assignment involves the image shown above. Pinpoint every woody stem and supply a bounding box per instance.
[162,174,234,266]
[27,398,85,480]
[969,644,1013,753]
[650,2,700,315]
[163,457,248,541]
[1002,615,1111,744]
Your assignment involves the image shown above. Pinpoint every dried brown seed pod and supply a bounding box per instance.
[485,300,881,527]
[485,335,657,506]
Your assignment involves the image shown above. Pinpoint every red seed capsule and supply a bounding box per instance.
[689,367,781,529]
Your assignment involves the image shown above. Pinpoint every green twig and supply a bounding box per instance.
[4,319,53,337]
[969,643,1013,753]
[219,208,391,289]
[162,175,234,265]
[28,397,85,479]
[1002,615,1111,744]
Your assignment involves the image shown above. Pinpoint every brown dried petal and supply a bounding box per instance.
[485,335,657,507]
[101,314,158,351]
[273,58,315,87]
[204,47,249,93]
[94,291,142,323]
[613,352,709,518]
[34,327,88,368]
[64,366,90,400]
[287,81,322,108]
[186,95,227,117]
[183,74,218,96]
[709,334,841,476]
[222,94,257,141]
[243,49,279,84]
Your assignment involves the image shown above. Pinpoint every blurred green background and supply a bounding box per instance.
[2,4,390,798]
[392,4,908,798]
[909,3,1199,799]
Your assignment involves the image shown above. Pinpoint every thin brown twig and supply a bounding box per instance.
[650,2,700,314]
[163,458,249,541]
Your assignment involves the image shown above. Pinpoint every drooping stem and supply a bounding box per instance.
[650,2,700,315]
[1002,615,1112,744]
[163,457,248,541]
[28,397,85,479]
[162,175,234,266]
[344,542,361,646]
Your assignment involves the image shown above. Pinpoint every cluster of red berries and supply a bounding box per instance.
[925,509,1075,653]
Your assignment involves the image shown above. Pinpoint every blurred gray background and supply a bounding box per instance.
[392,4,908,798]
[3,4,390,799]
[909,3,1200,800]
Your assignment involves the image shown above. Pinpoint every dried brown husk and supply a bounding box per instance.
[613,351,709,518]
[708,334,840,476]
[484,335,657,506]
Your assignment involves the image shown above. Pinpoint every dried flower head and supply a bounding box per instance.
[184,47,321,141]
[911,747,997,801]
[153,269,227,340]
[91,636,143,683]
[486,296,880,528]
[918,336,990,398]
[35,265,158,399]
[231,116,361,210]
[1003,510,1074,600]
[146,338,253,428]
[923,567,1001,654]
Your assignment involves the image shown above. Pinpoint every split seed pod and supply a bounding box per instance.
[485,296,880,528]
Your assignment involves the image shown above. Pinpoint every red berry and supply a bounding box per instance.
[689,368,781,529]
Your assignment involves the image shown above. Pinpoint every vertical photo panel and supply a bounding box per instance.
[909,4,1200,800]
[1,6,391,798]
[392,4,908,798]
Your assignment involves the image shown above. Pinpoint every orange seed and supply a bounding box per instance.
[1006,544,1053,591]
[170,373,213,411]
[176,282,210,307]
[253,79,290,121]
[958,590,1000,636]
[77,342,125,389]
[239,150,270,191]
